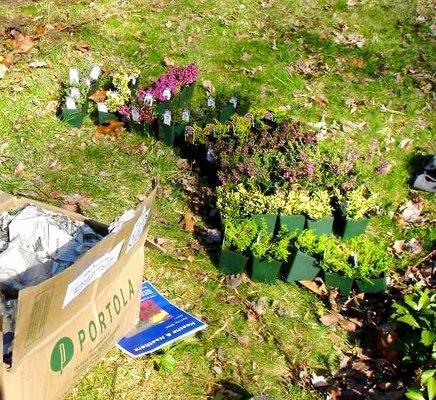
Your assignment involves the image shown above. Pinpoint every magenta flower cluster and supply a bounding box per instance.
[137,64,199,102]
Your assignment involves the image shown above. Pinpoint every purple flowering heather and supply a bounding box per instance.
[376,159,391,174]
[118,104,131,120]
[137,64,199,103]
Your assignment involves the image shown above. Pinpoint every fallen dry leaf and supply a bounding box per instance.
[88,89,107,103]
[392,240,406,255]
[163,56,175,66]
[179,212,195,232]
[320,313,340,326]
[75,42,90,52]
[202,80,215,94]
[14,161,25,175]
[299,280,328,296]
[29,60,49,68]
[241,52,252,61]
[398,199,424,223]
[34,24,46,36]
[96,119,124,135]
[399,138,412,151]
[5,30,35,53]
[2,52,14,67]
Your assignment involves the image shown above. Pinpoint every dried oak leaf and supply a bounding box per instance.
[179,212,195,232]
[75,42,90,52]
[320,313,340,326]
[96,119,124,135]
[88,89,107,103]
[5,30,35,53]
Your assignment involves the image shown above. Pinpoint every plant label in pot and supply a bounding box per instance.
[279,214,306,232]
[251,258,281,283]
[342,218,369,239]
[61,97,84,128]
[185,126,195,144]
[307,217,334,236]
[286,250,320,282]
[324,272,353,298]
[355,276,387,293]
[97,102,118,124]
[252,214,277,234]
[158,110,175,145]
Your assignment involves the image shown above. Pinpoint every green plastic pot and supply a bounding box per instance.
[252,214,277,234]
[279,214,305,232]
[218,249,248,275]
[158,122,175,145]
[286,250,320,282]
[142,123,152,136]
[355,276,387,293]
[251,258,282,283]
[342,218,369,239]
[173,123,187,145]
[324,272,353,298]
[61,109,85,128]
[218,105,234,122]
[307,217,334,236]
[98,111,118,124]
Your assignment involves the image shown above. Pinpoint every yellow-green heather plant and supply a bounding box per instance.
[281,189,310,215]
[343,185,378,219]
[305,190,332,220]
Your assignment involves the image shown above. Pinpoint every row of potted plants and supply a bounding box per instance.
[217,184,378,239]
[59,65,250,143]
[219,218,393,296]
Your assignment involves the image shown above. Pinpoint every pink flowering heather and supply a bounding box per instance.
[118,104,131,120]
[137,64,199,103]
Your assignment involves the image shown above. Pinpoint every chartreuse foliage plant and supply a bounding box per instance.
[318,236,353,278]
[348,236,393,280]
[392,289,436,400]
[341,185,378,220]
[305,190,332,220]
[223,218,259,253]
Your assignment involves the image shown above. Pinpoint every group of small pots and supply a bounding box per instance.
[218,212,386,297]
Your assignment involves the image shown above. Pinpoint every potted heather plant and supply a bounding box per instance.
[349,236,392,293]
[98,71,132,124]
[158,109,175,145]
[60,68,90,127]
[305,190,334,236]
[286,229,321,282]
[218,97,237,122]
[218,219,258,274]
[250,224,290,283]
[279,189,309,232]
[319,236,354,297]
[340,186,378,239]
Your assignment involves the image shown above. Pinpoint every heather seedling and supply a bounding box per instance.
[348,236,393,280]
[281,188,310,215]
[342,185,378,219]
[318,236,353,278]
[223,219,259,254]
[295,229,318,256]
[251,221,273,260]
[305,190,332,220]
[269,228,297,262]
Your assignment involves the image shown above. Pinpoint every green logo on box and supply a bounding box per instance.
[50,337,74,374]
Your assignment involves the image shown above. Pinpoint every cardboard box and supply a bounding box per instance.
[0,186,157,400]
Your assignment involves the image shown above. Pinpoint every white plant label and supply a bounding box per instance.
[162,88,171,101]
[143,93,154,106]
[207,97,215,107]
[127,207,150,252]
[182,108,190,122]
[131,107,140,123]
[70,87,80,99]
[163,110,172,126]
[206,147,214,162]
[69,68,79,85]
[229,96,237,109]
[89,66,101,81]
[65,97,77,110]
[62,240,124,308]
[97,102,108,113]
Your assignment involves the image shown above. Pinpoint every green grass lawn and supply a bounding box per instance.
[0,0,434,398]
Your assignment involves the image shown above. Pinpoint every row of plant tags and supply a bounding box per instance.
[219,212,393,297]
[59,64,248,144]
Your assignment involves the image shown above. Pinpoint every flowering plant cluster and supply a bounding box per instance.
[137,64,199,103]
[63,66,101,110]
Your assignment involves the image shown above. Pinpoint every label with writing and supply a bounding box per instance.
[127,207,150,252]
[63,240,124,308]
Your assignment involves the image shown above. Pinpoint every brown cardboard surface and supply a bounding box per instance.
[0,186,157,400]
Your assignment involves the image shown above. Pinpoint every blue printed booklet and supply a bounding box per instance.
[117,281,207,357]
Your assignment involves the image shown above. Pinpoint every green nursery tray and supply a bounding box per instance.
[307,217,334,236]
[251,258,281,283]
[218,249,248,275]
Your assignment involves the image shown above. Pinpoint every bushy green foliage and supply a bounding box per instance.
[281,188,310,215]
[251,221,273,260]
[295,229,318,256]
[348,236,393,280]
[223,218,259,253]
[342,185,378,220]
[318,236,353,278]
[269,228,298,262]
[305,190,332,220]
